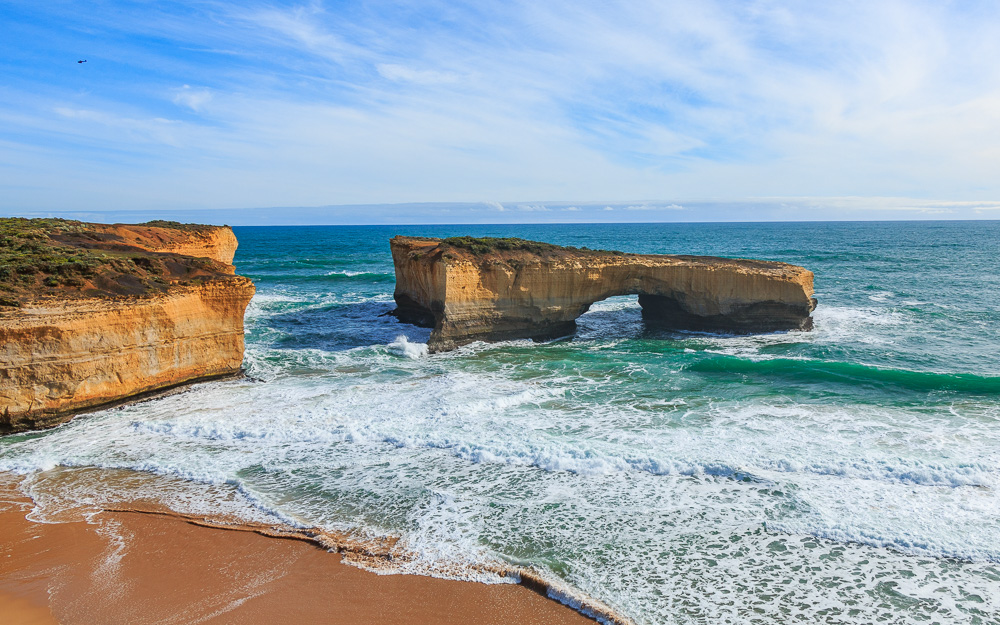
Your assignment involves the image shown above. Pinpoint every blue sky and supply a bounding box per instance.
[2,0,1000,224]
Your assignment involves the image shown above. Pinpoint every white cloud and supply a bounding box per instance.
[622,203,686,211]
[377,64,459,85]
[172,85,213,112]
[52,107,184,147]
[769,197,1000,213]
[239,2,362,63]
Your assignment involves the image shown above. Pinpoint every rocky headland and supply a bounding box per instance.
[0,219,254,433]
[391,236,816,352]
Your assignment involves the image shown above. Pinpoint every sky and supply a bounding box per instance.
[2,0,1000,224]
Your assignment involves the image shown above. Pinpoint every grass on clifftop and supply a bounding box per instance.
[442,236,624,256]
[0,218,101,302]
[0,217,222,307]
[141,219,220,231]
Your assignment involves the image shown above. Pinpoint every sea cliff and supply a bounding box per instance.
[0,219,254,432]
[391,236,816,352]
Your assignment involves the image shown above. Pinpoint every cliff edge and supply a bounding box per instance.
[0,218,255,432]
[391,236,816,352]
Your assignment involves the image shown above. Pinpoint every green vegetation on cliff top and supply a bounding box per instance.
[141,219,220,231]
[0,217,222,307]
[441,236,623,256]
[1,218,98,304]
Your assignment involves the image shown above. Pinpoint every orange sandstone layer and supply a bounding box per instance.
[0,481,596,625]
[0,279,254,432]
[391,236,817,352]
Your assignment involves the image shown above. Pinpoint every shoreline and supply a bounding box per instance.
[0,474,625,625]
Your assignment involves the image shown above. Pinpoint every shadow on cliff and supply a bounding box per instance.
[261,301,431,352]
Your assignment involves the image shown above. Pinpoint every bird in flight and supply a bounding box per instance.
[78,59,87,63]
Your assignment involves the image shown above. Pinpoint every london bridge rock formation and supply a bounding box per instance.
[391,236,816,352]
[0,219,254,432]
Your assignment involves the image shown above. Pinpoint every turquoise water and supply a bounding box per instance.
[3,221,1000,623]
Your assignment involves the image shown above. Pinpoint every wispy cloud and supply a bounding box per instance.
[1,1,999,217]
[622,203,686,211]
[172,86,213,112]
[238,1,364,63]
[377,64,460,85]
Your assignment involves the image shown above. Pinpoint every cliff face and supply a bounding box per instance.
[391,237,816,352]
[0,279,254,431]
[0,219,254,433]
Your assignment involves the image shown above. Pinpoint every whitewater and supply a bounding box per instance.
[2,221,998,624]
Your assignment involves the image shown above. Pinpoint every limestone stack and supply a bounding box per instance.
[391,236,816,352]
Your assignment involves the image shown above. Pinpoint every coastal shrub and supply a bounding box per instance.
[0,219,150,293]
[442,236,563,255]
[56,261,94,277]
[0,216,226,301]
[441,236,624,256]
[142,220,211,232]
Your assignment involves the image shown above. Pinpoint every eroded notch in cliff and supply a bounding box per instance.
[637,293,816,333]
[391,292,440,328]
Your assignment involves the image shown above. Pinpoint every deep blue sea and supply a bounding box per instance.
[3,221,1000,624]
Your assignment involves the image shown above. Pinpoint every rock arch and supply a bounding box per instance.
[390,236,816,352]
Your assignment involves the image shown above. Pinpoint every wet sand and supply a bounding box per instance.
[0,483,594,625]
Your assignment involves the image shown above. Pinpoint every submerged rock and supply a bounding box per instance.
[390,236,816,352]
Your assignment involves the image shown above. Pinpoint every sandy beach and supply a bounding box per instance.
[0,477,593,625]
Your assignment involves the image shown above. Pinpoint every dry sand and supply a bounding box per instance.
[0,481,594,625]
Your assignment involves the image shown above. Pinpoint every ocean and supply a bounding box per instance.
[2,221,999,624]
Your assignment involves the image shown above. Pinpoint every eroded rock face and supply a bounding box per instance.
[0,279,254,431]
[0,222,254,433]
[391,236,816,352]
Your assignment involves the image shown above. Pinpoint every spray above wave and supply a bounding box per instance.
[387,335,429,359]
